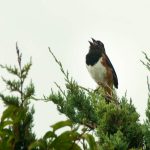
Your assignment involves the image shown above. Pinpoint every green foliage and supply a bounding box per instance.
[49,85,143,149]
[99,130,128,150]
[47,48,101,128]
[45,48,144,149]
[0,45,150,150]
[29,120,98,150]
[0,46,98,150]
[142,53,150,150]
[97,97,143,149]
[0,44,35,150]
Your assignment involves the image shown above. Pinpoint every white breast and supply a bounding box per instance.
[86,57,107,84]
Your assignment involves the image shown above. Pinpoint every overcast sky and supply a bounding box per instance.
[0,0,150,138]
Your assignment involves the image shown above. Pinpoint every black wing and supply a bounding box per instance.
[104,53,118,88]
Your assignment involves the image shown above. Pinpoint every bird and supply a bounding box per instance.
[86,38,118,97]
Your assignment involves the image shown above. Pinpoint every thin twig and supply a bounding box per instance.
[49,47,94,94]
[48,47,69,81]
[70,126,91,150]
[31,96,48,102]
[78,86,92,93]
[147,76,150,93]
[141,52,150,71]
[16,43,24,106]
[54,82,67,98]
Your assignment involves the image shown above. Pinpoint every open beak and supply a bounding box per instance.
[91,38,96,43]
[88,41,93,45]
[89,38,96,45]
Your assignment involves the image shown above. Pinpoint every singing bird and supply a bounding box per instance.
[86,38,118,96]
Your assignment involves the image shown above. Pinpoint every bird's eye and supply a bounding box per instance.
[96,41,101,46]
[98,41,104,47]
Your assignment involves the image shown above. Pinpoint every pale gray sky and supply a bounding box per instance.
[0,0,149,137]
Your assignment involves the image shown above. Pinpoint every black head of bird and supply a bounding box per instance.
[88,38,105,54]
[86,38,105,66]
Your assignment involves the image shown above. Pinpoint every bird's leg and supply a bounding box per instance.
[94,82,114,98]
[94,82,105,92]
[104,84,119,104]
[105,84,113,96]
[95,82,113,103]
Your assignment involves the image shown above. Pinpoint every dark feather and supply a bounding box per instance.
[104,53,118,88]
